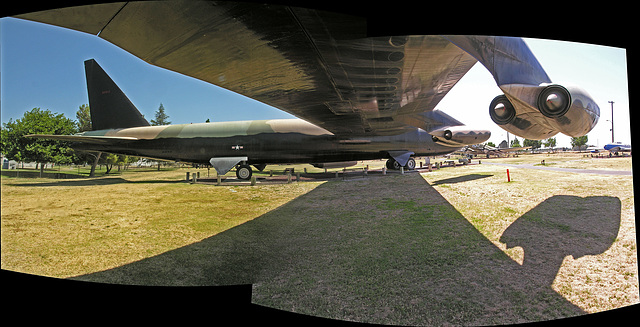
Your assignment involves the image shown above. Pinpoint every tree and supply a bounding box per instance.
[543,137,557,152]
[571,135,588,151]
[523,139,542,150]
[76,104,92,132]
[510,137,521,148]
[150,103,171,126]
[1,108,77,175]
[103,153,118,174]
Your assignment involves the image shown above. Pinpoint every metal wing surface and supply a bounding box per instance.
[16,1,478,136]
[24,134,139,144]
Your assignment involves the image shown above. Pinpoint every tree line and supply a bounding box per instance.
[511,135,588,151]
[1,104,171,176]
[477,134,589,152]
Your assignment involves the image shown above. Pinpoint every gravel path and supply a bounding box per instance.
[484,162,633,176]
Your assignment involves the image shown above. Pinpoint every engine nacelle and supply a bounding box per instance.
[489,83,599,140]
[430,126,491,147]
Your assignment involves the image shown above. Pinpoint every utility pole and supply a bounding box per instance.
[608,101,614,143]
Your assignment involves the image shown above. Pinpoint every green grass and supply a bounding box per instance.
[1,168,323,278]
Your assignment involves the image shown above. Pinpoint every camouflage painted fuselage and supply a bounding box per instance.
[75,119,456,165]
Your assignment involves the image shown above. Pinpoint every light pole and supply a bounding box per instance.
[608,101,614,143]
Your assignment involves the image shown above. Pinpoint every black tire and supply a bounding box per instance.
[405,157,416,170]
[386,159,395,170]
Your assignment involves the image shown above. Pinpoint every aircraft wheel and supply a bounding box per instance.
[385,159,395,169]
[405,157,416,170]
[392,160,402,170]
[236,165,252,180]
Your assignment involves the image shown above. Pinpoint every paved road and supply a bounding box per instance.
[484,162,633,176]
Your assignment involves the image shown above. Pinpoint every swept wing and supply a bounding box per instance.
[16,2,597,141]
[15,1,477,136]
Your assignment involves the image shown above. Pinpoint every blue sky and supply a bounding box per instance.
[1,16,630,148]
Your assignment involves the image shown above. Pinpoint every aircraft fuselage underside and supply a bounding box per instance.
[74,129,460,167]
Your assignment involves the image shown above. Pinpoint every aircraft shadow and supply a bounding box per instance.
[430,173,493,185]
[71,174,621,325]
[9,177,184,187]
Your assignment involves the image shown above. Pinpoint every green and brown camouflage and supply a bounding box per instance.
[26,59,490,179]
[81,119,333,139]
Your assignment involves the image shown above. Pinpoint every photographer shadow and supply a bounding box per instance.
[500,195,621,308]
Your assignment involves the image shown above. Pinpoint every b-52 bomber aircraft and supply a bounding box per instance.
[21,1,600,180]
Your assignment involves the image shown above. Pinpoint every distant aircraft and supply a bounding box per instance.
[462,144,532,157]
[604,142,631,154]
[587,146,603,153]
[19,2,599,179]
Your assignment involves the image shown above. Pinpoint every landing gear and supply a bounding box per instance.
[236,164,252,180]
[386,158,401,170]
[386,157,416,170]
[405,157,416,170]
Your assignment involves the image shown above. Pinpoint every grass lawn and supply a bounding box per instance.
[1,154,637,325]
[1,166,323,278]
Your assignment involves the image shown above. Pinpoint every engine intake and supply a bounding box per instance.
[537,85,571,118]
[489,95,516,125]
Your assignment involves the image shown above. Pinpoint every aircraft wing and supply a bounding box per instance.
[25,134,138,144]
[16,2,559,139]
[15,1,482,136]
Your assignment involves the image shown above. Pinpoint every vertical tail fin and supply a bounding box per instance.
[84,59,150,130]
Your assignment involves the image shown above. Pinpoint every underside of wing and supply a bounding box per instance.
[16,1,477,136]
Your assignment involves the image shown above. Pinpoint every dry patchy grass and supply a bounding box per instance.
[421,155,638,314]
[1,168,322,278]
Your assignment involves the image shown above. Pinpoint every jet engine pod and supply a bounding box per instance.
[430,126,491,147]
[537,84,571,118]
[489,93,558,140]
[491,83,600,140]
[489,95,516,125]
[537,84,600,137]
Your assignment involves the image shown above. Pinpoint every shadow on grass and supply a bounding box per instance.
[71,173,621,325]
[430,173,493,185]
[8,177,185,187]
[1,169,86,179]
